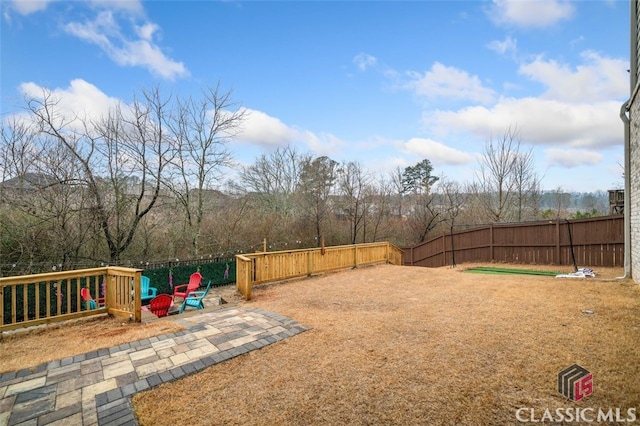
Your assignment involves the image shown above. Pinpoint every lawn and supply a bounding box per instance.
[129,263,640,425]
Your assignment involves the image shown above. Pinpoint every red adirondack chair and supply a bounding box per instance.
[172,272,203,302]
[148,294,173,318]
[80,287,105,310]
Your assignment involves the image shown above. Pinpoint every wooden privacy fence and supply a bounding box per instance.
[0,267,143,332]
[236,242,404,299]
[405,215,624,268]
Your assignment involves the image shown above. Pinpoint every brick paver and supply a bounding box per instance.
[0,307,308,426]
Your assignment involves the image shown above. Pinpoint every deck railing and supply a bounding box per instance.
[0,267,143,332]
[236,242,404,300]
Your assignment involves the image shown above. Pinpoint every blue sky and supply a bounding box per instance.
[1,0,630,193]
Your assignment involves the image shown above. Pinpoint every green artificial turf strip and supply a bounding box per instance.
[464,266,562,276]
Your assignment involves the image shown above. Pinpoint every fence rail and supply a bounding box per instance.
[0,267,143,332]
[236,242,404,299]
[404,215,624,268]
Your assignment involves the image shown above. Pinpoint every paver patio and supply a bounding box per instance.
[0,307,308,426]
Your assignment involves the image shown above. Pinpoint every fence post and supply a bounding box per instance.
[133,271,142,322]
[235,258,242,298]
[235,256,252,300]
[307,250,313,277]
[245,260,252,300]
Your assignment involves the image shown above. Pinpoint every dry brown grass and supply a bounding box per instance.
[0,315,185,373]
[2,264,637,425]
[133,263,640,425]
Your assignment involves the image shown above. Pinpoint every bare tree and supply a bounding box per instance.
[512,146,542,221]
[0,119,47,272]
[239,145,310,217]
[367,174,394,243]
[337,161,371,244]
[439,177,465,231]
[25,86,172,262]
[550,187,572,219]
[474,127,537,222]
[390,166,405,217]
[436,178,466,266]
[0,117,36,186]
[0,117,105,271]
[165,84,245,256]
[297,156,338,245]
[236,145,311,247]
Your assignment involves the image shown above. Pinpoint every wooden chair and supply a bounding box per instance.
[148,294,173,318]
[80,287,104,310]
[173,272,203,302]
[140,276,158,304]
[179,280,212,313]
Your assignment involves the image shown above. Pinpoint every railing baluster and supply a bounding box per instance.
[0,285,4,327]
[46,282,51,319]
[65,279,71,315]
[11,286,16,325]
[56,279,62,317]
[35,282,40,320]
[22,284,28,322]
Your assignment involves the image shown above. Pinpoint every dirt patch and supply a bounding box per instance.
[132,263,640,425]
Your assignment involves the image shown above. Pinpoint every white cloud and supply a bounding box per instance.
[5,0,143,16]
[64,10,116,45]
[424,50,627,150]
[16,79,122,130]
[429,97,622,148]
[384,156,410,170]
[237,109,345,156]
[353,53,377,71]
[487,36,517,56]
[519,51,628,103]
[488,0,575,28]
[236,109,296,147]
[7,0,52,15]
[405,62,495,104]
[88,0,143,14]
[545,148,603,168]
[301,130,346,157]
[64,11,189,80]
[135,22,159,41]
[397,137,475,166]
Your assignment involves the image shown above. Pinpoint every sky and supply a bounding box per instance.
[0,0,631,193]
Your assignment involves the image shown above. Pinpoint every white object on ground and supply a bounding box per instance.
[555,268,596,278]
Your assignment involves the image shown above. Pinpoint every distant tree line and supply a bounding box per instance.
[0,86,613,275]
